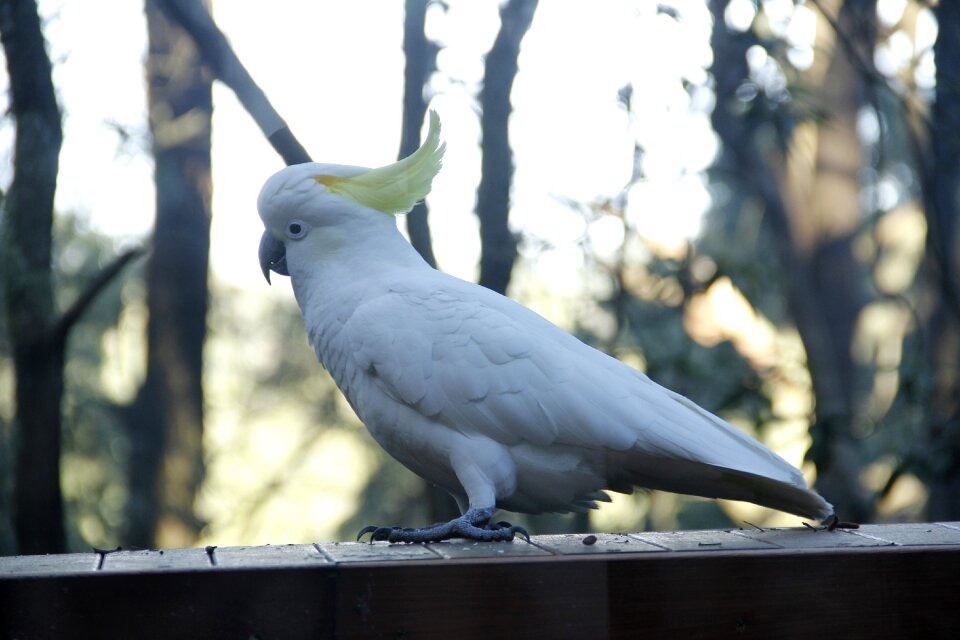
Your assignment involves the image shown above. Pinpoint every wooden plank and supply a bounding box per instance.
[531,532,663,555]
[852,522,960,546]
[331,545,960,638]
[2,524,960,638]
[212,543,330,568]
[0,567,338,639]
[99,547,211,572]
[730,526,892,549]
[0,552,97,576]
[318,540,441,563]
[630,528,779,551]
[601,546,960,638]
[425,539,552,559]
[334,552,614,637]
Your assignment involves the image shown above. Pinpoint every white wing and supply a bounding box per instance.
[340,272,832,519]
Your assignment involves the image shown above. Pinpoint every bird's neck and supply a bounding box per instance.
[288,223,428,350]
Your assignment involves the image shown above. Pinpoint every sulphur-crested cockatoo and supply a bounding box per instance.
[257,111,833,543]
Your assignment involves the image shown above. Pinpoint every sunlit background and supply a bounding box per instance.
[0,0,945,551]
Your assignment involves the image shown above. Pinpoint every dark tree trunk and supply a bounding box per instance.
[136,0,312,540]
[796,0,876,523]
[0,0,66,555]
[124,0,213,549]
[400,0,439,268]
[708,0,874,520]
[476,0,538,295]
[924,0,960,519]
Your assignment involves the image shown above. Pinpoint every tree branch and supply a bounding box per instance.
[53,246,146,346]
[153,0,312,165]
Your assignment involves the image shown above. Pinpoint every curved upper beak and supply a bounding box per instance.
[258,230,289,284]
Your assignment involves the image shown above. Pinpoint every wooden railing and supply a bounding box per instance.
[2,522,959,638]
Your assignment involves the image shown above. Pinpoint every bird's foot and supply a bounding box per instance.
[357,507,529,544]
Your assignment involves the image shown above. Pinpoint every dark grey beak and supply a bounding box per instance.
[258,230,289,284]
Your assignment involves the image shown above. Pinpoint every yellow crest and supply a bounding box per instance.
[315,110,445,215]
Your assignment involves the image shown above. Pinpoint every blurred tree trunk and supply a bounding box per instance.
[400,0,439,268]
[0,0,66,554]
[924,0,960,519]
[124,0,212,549]
[787,0,875,522]
[476,0,538,295]
[708,0,874,520]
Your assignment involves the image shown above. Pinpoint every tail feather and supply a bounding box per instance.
[607,450,834,521]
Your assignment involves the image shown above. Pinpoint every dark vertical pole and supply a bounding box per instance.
[476,0,538,295]
[0,0,67,555]
[124,0,213,548]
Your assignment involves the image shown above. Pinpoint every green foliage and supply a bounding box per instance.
[56,215,138,551]
[0,212,138,552]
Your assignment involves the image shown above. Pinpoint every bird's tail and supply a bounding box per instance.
[606,449,834,521]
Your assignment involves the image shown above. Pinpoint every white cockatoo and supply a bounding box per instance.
[257,111,833,542]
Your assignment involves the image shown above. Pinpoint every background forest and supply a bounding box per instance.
[0,0,957,556]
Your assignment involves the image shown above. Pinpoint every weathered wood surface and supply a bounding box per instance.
[1,522,959,639]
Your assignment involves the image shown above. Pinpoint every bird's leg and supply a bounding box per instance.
[357,507,529,543]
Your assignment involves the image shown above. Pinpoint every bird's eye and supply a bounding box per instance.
[286,220,308,240]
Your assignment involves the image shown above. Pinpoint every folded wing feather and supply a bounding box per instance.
[343,273,833,520]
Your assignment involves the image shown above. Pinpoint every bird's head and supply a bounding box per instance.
[257,111,445,283]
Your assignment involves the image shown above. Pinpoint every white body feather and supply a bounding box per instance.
[260,165,832,521]
[259,161,833,522]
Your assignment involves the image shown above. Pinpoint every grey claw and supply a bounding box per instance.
[482,520,528,541]
[358,525,399,542]
[512,526,530,542]
[357,525,378,541]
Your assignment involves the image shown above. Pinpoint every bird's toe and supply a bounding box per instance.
[357,525,405,542]
[508,524,530,542]
[355,508,528,544]
[356,525,378,541]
